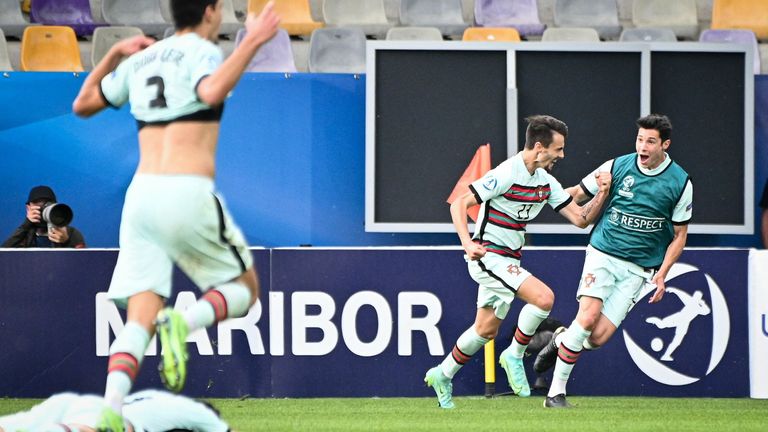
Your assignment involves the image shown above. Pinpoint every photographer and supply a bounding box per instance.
[2,185,86,248]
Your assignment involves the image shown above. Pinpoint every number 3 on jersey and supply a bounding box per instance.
[146,76,167,108]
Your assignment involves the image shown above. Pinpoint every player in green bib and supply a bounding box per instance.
[537,114,693,408]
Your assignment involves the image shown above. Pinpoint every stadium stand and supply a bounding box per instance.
[386,26,444,41]
[322,0,392,39]
[632,0,698,40]
[0,0,38,39]
[236,28,297,72]
[30,0,103,37]
[20,26,84,72]
[462,27,522,42]
[0,29,12,71]
[218,0,245,38]
[90,26,143,67]
[541,27,601,42]
[700,28,761,75]
[101,0,170,38]
[474,0,546,38]
[249,0,323,37]
[711,0,768,41]
[399,0,469,38]
[308,27,366,73]
[620,27,678,42]
[553,0,622,40]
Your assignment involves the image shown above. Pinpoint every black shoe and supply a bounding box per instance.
[543,393,572,408]
[534,326,567,373]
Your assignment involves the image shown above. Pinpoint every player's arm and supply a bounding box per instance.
[450,191,486,260]
[648,223,688,303]
[196,2,279,105]
[72,36,154,117]
[558,171,611,228]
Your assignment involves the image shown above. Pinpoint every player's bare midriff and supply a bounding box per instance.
[136,121,220,178]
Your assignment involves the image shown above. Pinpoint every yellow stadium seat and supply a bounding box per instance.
[21,26,84,72]
[248,0,323,36]
[712,0,768,40]
[22,0,31,14]
[462,27,521,42]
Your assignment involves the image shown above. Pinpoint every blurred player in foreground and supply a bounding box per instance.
[73,0,279,429]
[0,389,228,432]
[535,114,693,408]
[424,115,611,408]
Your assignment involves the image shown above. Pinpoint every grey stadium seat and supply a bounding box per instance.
[386,26,444,41]
[323,0,392,39]
[308,27,367,73]
[102,0,170,37]
[0,28,12,70]
[620,28,678,42]
[541,27,601,42]
[399,0,468,38]
[632,0,698,40]
[91,26,144,67]
[554,0,621,40]
[0,0,38,38]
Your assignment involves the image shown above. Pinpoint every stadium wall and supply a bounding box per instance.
[0,247,761,398]
[0,74,767,248]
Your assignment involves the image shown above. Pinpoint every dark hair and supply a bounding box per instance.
[524,115,568,149]
[636,114,672,142]
[172,0,218,29]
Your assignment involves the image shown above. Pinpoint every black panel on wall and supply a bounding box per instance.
[651,51,745,225]
[516,51,642,224]
[374,50,508,223]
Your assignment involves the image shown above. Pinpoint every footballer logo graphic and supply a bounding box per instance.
[482,176,497,191]
[618,175,635,198]
[622,263,729,386]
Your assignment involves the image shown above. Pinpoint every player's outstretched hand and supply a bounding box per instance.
[114,35,156,57]
[245,1,280,45]
[647,273,666,303]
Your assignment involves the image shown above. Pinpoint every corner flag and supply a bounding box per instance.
[446,143,491,222]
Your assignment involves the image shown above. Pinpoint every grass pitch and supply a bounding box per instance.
[2,396,767,431]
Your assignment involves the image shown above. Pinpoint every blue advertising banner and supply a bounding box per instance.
[0,247,751,398]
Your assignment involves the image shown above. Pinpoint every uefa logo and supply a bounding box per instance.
[622,263,730,386]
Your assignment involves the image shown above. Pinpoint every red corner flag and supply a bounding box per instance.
[447,143,491,222]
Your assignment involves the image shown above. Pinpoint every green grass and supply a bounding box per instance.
[2,396,767,431]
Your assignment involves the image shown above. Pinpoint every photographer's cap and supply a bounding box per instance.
[27,185,56,203]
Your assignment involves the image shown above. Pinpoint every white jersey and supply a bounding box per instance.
[469,153,572,258]
[100,32,224,127]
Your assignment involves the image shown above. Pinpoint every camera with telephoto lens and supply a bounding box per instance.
[40,202,73,228]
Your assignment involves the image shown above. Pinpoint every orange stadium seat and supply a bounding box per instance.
[711,0,768,40]
[463,27,521,42]
[248,0,323,36]
[21,26,84,72]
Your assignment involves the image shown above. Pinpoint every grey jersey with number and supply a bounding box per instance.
[100,33,224,128]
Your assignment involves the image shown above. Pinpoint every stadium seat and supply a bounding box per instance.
[20,26,84,72]
[163,26,176,39]
[249,0,323,36]
[632,0,698,40]
[0,0,38,38]
[91,26,144,67]
[619,28,678,42]
[308,27,366,73]
[218,0,244,37]
[711,0,768,41]
[236,28,297,72]
[399,0,468,38]
[323,0,391,39]
[102,0,171,38]
[385,26,444,41]
[89,0,106,23]
[541,27,601,42]
[553,0,621,40]
[30,0,103,37]
[699,29,761,74]
[462,27,521,42]
[474,0,545,38]
[0,29,13,71]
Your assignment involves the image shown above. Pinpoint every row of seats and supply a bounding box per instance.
[1,24,765,74]
[2,0,768,41]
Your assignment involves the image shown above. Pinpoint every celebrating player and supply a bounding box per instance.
[424,115,611,408]
[72,0,279,429]
[535,114,693,408]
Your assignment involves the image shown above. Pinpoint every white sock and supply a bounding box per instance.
[439,326,489,378]
[548,321,591,397]
[503,304,550,359]
[183,282,253,331]
[104,322,150,412]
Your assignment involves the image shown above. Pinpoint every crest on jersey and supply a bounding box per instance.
[619,175,635,198]
[482,177,497,191]
[583,273,596,288]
